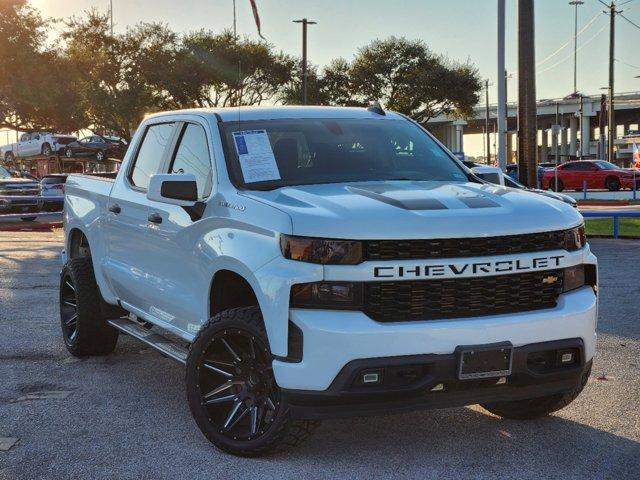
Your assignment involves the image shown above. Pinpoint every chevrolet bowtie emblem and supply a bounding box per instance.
[542,275,559,285]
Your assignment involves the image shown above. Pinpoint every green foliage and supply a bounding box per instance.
[0,4,482,139]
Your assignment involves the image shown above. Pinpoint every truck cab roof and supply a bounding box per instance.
[146,105,405,123]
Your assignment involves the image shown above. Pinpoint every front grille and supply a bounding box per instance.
[363,270,564,322]
[0,189,40,196]
[364,230,567,261]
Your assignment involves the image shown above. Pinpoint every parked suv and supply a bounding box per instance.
[60,106,597,456]
[542,160,636,191]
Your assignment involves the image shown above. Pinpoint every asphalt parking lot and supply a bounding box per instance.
[0,232,638,480]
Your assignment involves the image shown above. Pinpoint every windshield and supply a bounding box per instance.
[221,118,468,189]
[0,166,11,179]
[595,161,619,170]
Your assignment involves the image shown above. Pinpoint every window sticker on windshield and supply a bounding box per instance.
[232,130,281,183]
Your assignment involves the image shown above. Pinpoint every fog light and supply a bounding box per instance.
[355,368,384,386]
[561,353,574,364]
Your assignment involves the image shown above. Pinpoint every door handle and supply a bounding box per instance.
[148,212,162,224]
[108,204,121,214]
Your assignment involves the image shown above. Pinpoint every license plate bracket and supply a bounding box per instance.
[456,342,513,380]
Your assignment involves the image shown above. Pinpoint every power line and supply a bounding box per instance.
[619,12,640,29]
[536,11,602,67]
[537,22,608,75]
[616,58,640,68]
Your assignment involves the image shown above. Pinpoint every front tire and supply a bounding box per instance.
[5,151,14,162]
[186,307,319,457]
[96,150,105,161]
[59,257,119,356]
[481,363,591,419]
[606,176,621,191]
[65,148,73,158]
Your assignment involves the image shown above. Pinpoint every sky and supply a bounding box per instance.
[29,0,640,155]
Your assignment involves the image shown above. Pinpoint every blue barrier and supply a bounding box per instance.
[581,210,640,239]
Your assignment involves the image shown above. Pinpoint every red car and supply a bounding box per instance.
[542,160,637,192]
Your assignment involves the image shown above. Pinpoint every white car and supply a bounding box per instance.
[2,132,77,161]
[60,106,597,456]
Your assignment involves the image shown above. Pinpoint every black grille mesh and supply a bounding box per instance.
[363,270,564,322]
[364,230,567,261]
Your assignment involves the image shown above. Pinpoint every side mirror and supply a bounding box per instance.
[147,173,198,206]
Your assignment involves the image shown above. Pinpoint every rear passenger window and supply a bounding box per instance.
[130,123,175,189]
[169,123,213,199]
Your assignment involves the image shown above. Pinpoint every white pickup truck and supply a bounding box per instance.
[60,106,597,457]
[2,131,77,161]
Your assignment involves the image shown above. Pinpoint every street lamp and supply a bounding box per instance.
[293,18,317,105]
[569,1,584,95]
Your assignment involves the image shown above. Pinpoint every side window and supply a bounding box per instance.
[20,134,29,142]
[169,123,213,199]
[562,163,576,171]
[130,123,175,190]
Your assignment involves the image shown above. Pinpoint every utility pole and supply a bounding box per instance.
[497,0,507,170]
[110,0,114,36]
[569,1,584,95]
[517,0,538,187]
[293,18,317,105]
[485,79,491,164]
[232,0,237,39]
[607,2,616,163]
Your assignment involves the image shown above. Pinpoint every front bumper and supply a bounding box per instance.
[273,285,597,392]
[0,196,43,214]
[284,339,592,420]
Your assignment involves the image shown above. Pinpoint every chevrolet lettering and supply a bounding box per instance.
[59,105,597,457]
[373,255,566,278]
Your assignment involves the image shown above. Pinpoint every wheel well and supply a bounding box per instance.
[605,175,618,184]
[209,270,259,317]
[68,229,91,259]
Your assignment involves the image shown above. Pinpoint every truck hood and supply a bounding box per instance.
[242,181,583,239]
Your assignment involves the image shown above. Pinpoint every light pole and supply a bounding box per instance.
[568,1,584,95]
[293,18,317,105]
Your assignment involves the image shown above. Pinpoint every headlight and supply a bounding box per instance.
[290,282,363,309]
[280,235,363,265]
[564,225,585,251]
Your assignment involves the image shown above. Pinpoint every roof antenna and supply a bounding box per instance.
[367,100,385,116]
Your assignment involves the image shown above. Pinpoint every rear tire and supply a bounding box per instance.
[606,176,621,191]
[481,363,591,420]
[186,306,319,457]
[96,150,105,161]
[59,257,120,356]
[5,151,14,162]
[42,143,52,156]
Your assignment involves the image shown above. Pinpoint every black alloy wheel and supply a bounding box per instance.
[195,328,280,441]
[60,272,79,346]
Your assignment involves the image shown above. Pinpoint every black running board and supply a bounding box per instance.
[108,317,188,364]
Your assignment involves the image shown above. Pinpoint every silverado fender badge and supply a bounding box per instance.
[219,201,246,212]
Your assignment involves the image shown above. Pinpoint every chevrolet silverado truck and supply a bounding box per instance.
[0,165,42,220]
[60,106,597,457]
[2,131,77,161]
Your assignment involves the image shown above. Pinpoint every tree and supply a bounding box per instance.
[327,37,481,122]
[0,0,85,132]
[168,31,293,108]
[62,11,177,141]
[279,58,354,106]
